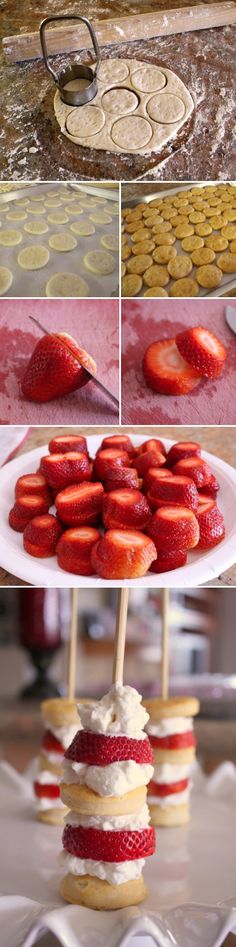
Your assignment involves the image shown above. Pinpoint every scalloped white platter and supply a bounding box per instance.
[0,434,235,587]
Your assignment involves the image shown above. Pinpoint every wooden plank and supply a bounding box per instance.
[3,3,236,63]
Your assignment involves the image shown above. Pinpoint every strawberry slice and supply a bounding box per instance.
[57,527,100,575]
[138,438,166,456]
[143,468,173,495]
[66,731,154,766]
[49,435,88,454]
[41,452,91,490]
[173,457,213,488]
[145,475,199,512]
[55,483,104,526]
[197,502,225,548]
[104,466,141,492]
[143,339,202,395]
[9,495,50,532]
[148,507,199,551]
[23,514,63,557]
[102,488,152,531]
[166,441,201,468]
[149,778,188,797]
[34,781,60,799]
[101,434,136,457]
[150,548,187,572]
[176,327,227,378]
[94,449,130,481]
[62,825,155,862]
[42,729,64,754]
[21,332,96,403]
[132,450,166,478]
[198,475,219,498]
[15,473,51,501]
[91,529,157,579]
[150,732,196,750]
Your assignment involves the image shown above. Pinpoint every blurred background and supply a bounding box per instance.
[0,587,236,775]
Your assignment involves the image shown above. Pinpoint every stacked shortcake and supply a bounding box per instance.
[144,696,199,826]
[34,698,79,824]
[60,685,155,909]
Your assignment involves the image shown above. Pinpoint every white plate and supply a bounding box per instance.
[0,435,235,587]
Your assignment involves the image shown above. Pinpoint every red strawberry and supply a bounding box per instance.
[148,507,199,551]
[150,732,195,750]
[21,332,96,403]
[9,495,50,532]
[56,483,104,526]
[176,327,227,378]
[94,449,130,481]
[101,434,136,457]
[145,475,199,512]
[49,435,88,454]
[150,548,187,572]
[42,729,64,754]
[91,529,157,579]
[41,452,91,490]
[138,438,166,456]
[57,527,100,575]
[62,825,155,862]
[197,501,225,548]
[66,731,154,766]
[143,339,202,395]
[15,473,51,501]
[143,468,173,495]
[149,778,188,797]
[23,514,63,557]
[34,781,60,799]
[104,466,141,492]
[102,488,152,531]
[173,457,213,488]
[166,441,201,468]
[198,475,220,498]
[132,450,166,478]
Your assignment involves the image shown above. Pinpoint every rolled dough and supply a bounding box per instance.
[46,273,89,297]
[84,250,116,275]
[48,233,77,252]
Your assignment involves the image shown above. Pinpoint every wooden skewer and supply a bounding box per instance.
[161,589,170,702]
[67,588,78,700]
[3,3,236,63]
[112,589,129,686]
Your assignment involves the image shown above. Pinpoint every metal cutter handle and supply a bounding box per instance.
[39,14,101,86]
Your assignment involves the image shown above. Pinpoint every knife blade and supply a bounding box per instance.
[225,305,236,335]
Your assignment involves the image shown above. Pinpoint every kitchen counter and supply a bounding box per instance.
[1,0,235,181]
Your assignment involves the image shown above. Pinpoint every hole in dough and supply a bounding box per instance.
[48,232,77,252]
[65,106,105,138]
[0,266,13,295]
[0,229,22,246]
[147,93,185,124]
[111,115,152,150]
[131,65,166,93]
[46,273,89,297]
[17,246,50,270]
[98,61,130,84]
[84,250,116,275]
[102,87,139,115]
[24,220,49,235]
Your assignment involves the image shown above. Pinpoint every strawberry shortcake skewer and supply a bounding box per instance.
[144,696,199,826]
[60,685,155,909]
[34,698,80,825]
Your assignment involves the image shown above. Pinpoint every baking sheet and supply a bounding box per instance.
[121,183,236,298]
[0,183,119,298]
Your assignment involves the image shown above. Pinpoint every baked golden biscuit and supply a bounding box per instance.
[181,236,204,251]
[37,806,68,825]
[195,223,212,237]
[143,264,169,288]
[60,782,147,815]
[224,210,236,222]
[131,229,151,243]
[195,264,222,288]
[127,254,153,275]
[143,286,168,297]
[152,246,177,264]
[143,696,199,719]
[149,802,189,827]
[189,211,205,224]
[126,221,144,234]
[121,245,132,261]
[230,239,236,252]
[41,698,78,729]
[60,872,147,909]
[132,240,155,255]
[221,224,236,240]
[205,234,228,252]
[168,255,192,279]
[152,745,196,764]
[153,233,176,246]
[121,262,126,277]
[152,222,172,234]
[191,248,215,266]
[217,252,236,273]
[161,207,177,220]
[174,223,194,239]
[122,274,142,296]
[170,278,199,297]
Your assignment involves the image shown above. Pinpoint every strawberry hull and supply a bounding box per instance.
[62,825,155,862]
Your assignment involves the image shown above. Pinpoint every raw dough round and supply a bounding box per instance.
[70,221,95,236]
[44,199,62,208]
[29,195,46,202]
[181,236,204,251]
[205,234,228,252]
[48,233,77,252]
[6,211,27,221]
[131,66,166,93]
[111,116,152,150]
[191,247,215,266]
[27,205,46,215]
[147,93,185,124]
[217,252,236,273]
[101,234,119,251]
[89,212,112,224]
[153,245,177,264]
[0,266,13,295]
[84,250,116,275]
[143,264,169,288]
[0,205,9,213]
[48,212,70,224]
[122,274,142,296]
[17,245,50,270]
[0,229,22,246]
[144,286,168,297]
[46,273,89,297]
[64,205,84,215]
[170,278,199,297]
[14,199,29,206]
[195,264,222,288]
[98,61,130,83]
[47,190,60,197]
[168,255,192,279]
[102,88,139,115]
[24,220,49,235]
[127,254,153,275]
[66,106,105,138]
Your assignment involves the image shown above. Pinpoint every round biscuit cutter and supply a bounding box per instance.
[40,14,101,106]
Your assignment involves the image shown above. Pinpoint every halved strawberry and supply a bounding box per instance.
[148,507,199,551]
[149,778,188,797]
[145,475,199,512]
[143,339,202,395]
[42,729,64,754]
[15,473,51,501]
[23,514,63,557]
[104,466,141,492]
[49,435,88,454]
[138,438,166,456]
[102,488,152,531]
[173,457,213,488]
[198,475,220,498]
[101,434,136,457]
[55,483,104,526]
[132,450,166,478]
[34,781,60,799]
[57,527,100,575]
[143,468,173,495]
[62,825,155,862]
[91,529,157,579]
[41,452,91,490]
[197,502,225,548]
[166,441,201,468]
[21,333,96,403]
[94,449,130,481]
[66,731,154,766]
[150,548,187,572]
[9,495,50,532]
[176,327,227,378]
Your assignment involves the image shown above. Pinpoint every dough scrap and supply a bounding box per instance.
[0,266,13,295]
[84,250,116,275]
[24,220,49,235]
[70,221,95,236]
[101,234,119,251]
[17,245,50,270]
[48,232,77,252]
[0,229,22,246]
[46,273,89,297]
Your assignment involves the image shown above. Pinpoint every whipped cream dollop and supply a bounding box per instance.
[60,851,145,885]
[45,721,79,749]
[152,763,191,785]
[62,758,153,796]
[147,717,193,738]
[36,796,65,812]
[36,770,59,786]
[148,788,190,809]
[77,684,149,740]
[65,804,150,831]
[42,750,64,765]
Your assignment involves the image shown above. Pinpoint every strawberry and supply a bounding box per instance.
[94,449,130,481]
[145,475,199,512]
[23,514,63,557]
[197,501,225,548]
[148,507,199,551]
[150,548,187,572]
[91,529,157,579]
[138,438,166,456]
[66,731,154,766]
[102,488,152,531]
[104,466,141,492]
[41,452,91,490]
[143,339,202,395]
[176,327,227,378]
[172,457,213,488]
[55,483,104,526]
[62,825,155,862]
[132,450,166,478]
[15,473,51,501]
[9,495,50,532]
[42,729,64,754]
[198,475,220,498]
[149,778,188,797]
[21,332,96,403]
[57,527,100,575]
[101,434,136,457]
[166,441,201,468]
[34,781,60,799]
[143,468,173,495]
[49,434,88,454]
[150,732,196,750]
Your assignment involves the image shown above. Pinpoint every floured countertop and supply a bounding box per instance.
[0,0,235,180]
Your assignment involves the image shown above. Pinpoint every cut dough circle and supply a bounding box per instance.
[102,88,139,115]
[46,273,89,297]
[89,212,112,225]
[66,105,105,138]
[6,211,27,221]
[64,204,84,215]
[29,195,47,202]
[0,229,22,246]
[147,93,185,124]
[44,199,62,208]
[84,250,116,276]
[0,266,13,295]
[24,220,49,235]
[131,66,166,93]
[17,245,50,270]
[48,233,77,252]
[48,212,69,224]
[111,115,152,150]
[27,205,46,215]
[70,221,95,236]
[14,199,29,206]
[98,61,129,83]
[101,234,119,251]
